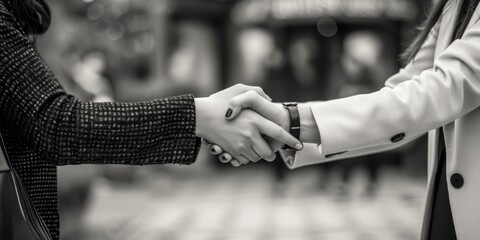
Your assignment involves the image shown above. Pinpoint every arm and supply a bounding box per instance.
[297,16,440,127]
[0,3,301,166]
[0,6,200,166]
[280,20,440,167]
[279,131,425,169]
[217,19,440,167]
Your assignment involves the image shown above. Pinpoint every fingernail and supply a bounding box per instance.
[226,108,233,118]
[295,143,303,150]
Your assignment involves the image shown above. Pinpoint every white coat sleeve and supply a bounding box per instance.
[282,19,440,169]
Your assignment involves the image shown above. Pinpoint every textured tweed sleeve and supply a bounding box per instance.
[0,2,201,166]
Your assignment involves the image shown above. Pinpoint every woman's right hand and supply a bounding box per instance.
[208,90,317,167]
[195,84,302,163]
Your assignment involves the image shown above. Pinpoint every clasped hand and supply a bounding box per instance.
[195,84,302,167]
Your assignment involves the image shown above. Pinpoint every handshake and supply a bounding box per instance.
[195,84,309,167]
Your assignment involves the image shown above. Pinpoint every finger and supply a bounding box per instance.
[235,155,251,165]
[251,136,276,162]
[208,144,223,155]
[248,148,264,163]
[264,153,277,162]
[226,91,281,120]
[258,118,303,151]
[226,91,262,120]
[243,85,272,102]
[229,84,272,102]
[230,159,241,167]
[237,152,256,164]
[219,153,233,163]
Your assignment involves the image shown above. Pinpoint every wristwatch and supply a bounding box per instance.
[282,102,300,150]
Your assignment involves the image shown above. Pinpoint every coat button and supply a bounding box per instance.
[391,133,405,143]
[450,174,464,189]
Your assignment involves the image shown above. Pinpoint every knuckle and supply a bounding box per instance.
[229,99,238,107]
[248,90,260,98]
[236,142,247,151]
[236,83,245,89]
[254,86,265,94]
[246,90,256,98]
[242,130,254,139]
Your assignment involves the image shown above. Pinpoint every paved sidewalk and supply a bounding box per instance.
[82,167,426,240]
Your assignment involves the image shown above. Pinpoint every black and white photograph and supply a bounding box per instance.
[0,0,477,239]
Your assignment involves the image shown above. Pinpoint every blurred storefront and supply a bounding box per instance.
[229,0,428,100]
[40,0,235,103]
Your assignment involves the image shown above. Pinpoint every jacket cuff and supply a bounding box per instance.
[279,143,326,169]
[166,94,201,165]
[145,94,201,165]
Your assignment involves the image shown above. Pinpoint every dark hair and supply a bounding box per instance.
[402,0,479,64]
[6,0,51,35]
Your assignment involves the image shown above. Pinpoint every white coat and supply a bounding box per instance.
[281,1,480,239]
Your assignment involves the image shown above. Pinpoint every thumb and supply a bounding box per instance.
[226,90,276,120]
[257,118,303,151]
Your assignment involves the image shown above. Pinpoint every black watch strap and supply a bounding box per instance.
[282,102,300,150]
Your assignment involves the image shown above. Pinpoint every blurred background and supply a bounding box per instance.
[36,0,433,239]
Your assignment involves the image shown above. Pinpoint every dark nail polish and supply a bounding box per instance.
[226,108,233,118]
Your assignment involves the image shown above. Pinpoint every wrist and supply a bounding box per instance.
[280,102,301,150]
[194,97,212,138]
[275,103,290,131]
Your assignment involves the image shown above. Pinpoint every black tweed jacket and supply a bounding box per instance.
[0,1,201,239]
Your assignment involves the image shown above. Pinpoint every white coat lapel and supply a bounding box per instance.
[428,0,461,183]
[434,0,461,57]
